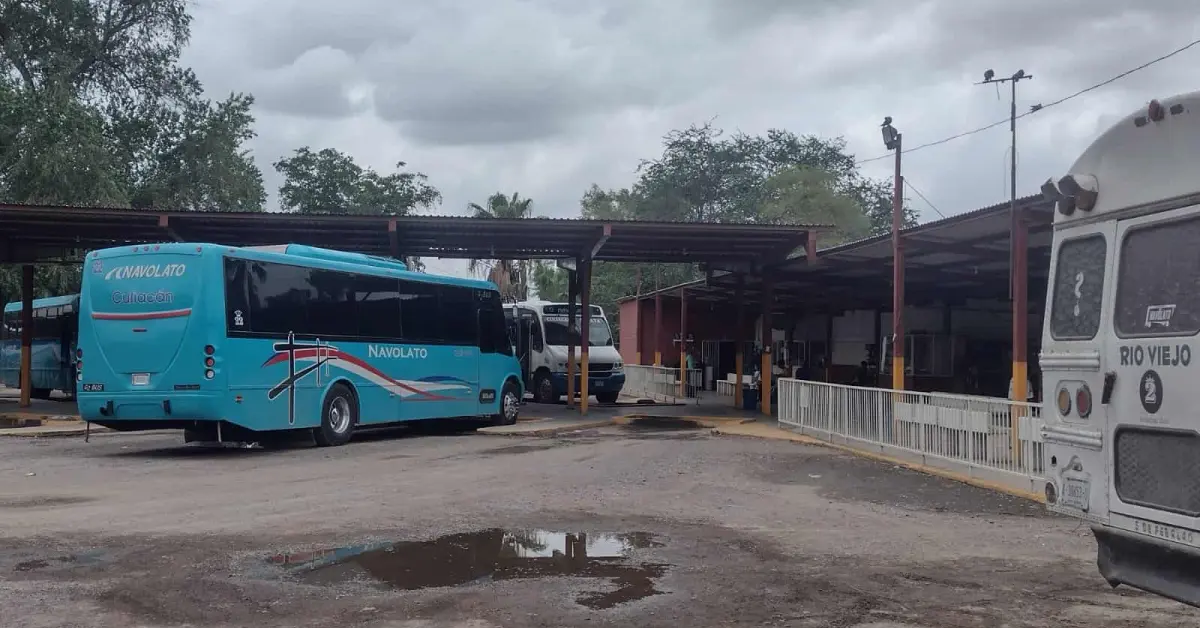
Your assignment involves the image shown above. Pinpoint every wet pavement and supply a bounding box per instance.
[1,423,1198,627]
[265,529,667,609]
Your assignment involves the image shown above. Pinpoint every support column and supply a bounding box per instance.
[824,312,834,382]
[653,292,662,365]
[579,259,592,415]
[567,270,578,408]
[1011,211,1029,463]
[734,275,745,408]
[760,275,774,416]
[678,287,688,398]
[19,264,33,408]
[873,308,883,387]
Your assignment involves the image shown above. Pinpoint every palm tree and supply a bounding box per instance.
[467,192,534,302]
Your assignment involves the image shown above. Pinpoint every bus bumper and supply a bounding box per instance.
[1094,523,1200,609]
[78,392,225,429]
[550,372,626,397]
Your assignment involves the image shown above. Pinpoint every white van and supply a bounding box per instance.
[503,301,625,404]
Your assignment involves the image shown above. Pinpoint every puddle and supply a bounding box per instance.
[266,529,668,610]
[622,417,703,431]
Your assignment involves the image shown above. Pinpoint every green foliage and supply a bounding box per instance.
[467,192,535,301]
[273,147,441,216]
[758,166,870,245]
[0,0,267,302]
[273,147,442,271]
[0,0,266,210]
[562,124,914,339]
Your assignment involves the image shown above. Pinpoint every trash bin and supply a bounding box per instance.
[741,386,757,410]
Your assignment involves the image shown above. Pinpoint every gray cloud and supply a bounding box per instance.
[181,0,1200,280]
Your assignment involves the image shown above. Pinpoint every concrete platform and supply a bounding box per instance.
[0,388,81,422]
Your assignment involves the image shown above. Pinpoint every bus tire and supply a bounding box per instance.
[595,391,619,404]
[315,383,357,447]
[31,388,52,401]
[533,372,556,404]
[493,379,521,426]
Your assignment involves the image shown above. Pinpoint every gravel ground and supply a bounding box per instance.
[0,422,1197,628]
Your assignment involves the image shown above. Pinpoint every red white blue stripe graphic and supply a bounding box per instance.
[262,344,472,402]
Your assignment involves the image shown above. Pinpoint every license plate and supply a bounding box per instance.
[131,373,150,386]
[591,380,604,389]
[1062,477,1090,511]
[81,383,104,392]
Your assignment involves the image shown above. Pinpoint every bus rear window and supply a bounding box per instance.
[1050,235,1106,341]
[1116,216,1200,337]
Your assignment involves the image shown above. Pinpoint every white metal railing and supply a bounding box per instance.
[624,365,702,404]
[716,373,754,397]
[777,378,1045,494]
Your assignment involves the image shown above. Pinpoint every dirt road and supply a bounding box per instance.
[0,422,1196,627]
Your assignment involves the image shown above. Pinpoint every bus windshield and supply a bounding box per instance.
[542,315,613,347]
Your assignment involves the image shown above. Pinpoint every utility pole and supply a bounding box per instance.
[880,117,904,390]
[979,69,1033,408]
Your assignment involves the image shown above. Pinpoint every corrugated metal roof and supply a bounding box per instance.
[622,194,1056,311]
[0,202,826,265]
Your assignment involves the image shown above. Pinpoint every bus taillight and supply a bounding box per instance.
[1076,384,1093,419]
[204,344,214,356]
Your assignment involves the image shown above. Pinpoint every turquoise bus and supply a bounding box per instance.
[76,243,523,446]
[0,294,80,400]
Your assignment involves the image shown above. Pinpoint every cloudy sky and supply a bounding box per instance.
[182,0,1200,277]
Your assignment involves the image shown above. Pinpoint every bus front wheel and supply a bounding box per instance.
[493,380,521,426]
[315,383,357,447]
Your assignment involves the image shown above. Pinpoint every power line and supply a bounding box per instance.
[903,179,945,219]
[856,37,1200,165]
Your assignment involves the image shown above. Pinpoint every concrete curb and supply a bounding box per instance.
[711,424,1046,504]
[614,414,756,428]
[0,412,82,425]
[0,424,109,438]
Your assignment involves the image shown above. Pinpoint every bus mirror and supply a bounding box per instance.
[1057,174,1099,211]
[1040,178,1063,202]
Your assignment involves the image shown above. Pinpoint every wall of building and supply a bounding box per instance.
[618,300,640,364]
[622,293,1036,396]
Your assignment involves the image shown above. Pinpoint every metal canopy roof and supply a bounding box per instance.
[627,195,1056,313]
[0,203,822,265]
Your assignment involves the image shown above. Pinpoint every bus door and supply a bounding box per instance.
[1041,223,1112,520]
[1105,207,1200,539]
[515,308,538,388]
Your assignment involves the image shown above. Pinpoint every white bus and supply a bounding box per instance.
[1040,91,1200,607]
[503,301,625,404]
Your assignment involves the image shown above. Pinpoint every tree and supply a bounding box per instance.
[758,166,870,245]
[274,147,441,215]
[273,147,441,270]
[559,123,911,342]
[0,0,266,210]
[467,192,534,302]
[0,0,267,303]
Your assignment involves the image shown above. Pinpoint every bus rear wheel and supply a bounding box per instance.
[315,383,357,447]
